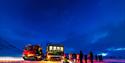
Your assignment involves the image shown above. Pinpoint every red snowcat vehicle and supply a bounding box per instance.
[22,44,43,61]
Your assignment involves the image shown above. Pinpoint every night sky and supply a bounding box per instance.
[0,0,125,54]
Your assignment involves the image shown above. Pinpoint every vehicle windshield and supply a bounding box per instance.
[24,46,33,51]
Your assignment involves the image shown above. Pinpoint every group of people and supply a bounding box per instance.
[63,51,103,63]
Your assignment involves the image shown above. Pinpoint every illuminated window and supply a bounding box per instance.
[57,47,60,50]
[49,46,53,50]
[60,47,63,51]
[53,46,56,50]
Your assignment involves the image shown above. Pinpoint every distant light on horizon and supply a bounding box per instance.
[98,53,108,56]
[107,48,125,51]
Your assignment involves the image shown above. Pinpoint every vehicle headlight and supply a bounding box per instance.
[27,54,34,57]
[47,56,51,59]
[37,56,41,58]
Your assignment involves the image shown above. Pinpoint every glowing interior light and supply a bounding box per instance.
[49,46,53,50]
[57,47,60,50]
[53,46,56,50]
[61,47,64,51]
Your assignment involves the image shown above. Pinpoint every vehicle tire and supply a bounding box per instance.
[63,62,69,63]
[23,56,27,60]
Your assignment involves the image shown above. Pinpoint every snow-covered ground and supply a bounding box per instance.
[0,57,125,63]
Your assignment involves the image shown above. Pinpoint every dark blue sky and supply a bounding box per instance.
[0,0,125,53]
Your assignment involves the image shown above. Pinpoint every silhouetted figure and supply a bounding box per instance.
[72,53,76,62]
[95,55,98,61]
[98,55,103,62]
[76,54,80,62]
[89,51,93,63]
[98,55,101,61]
[84,55,87,63]
[100,55,103,61]
[69,53,72,61]
[80,51,83,63]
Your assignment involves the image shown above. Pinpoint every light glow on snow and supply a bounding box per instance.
[0,57,23,61]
